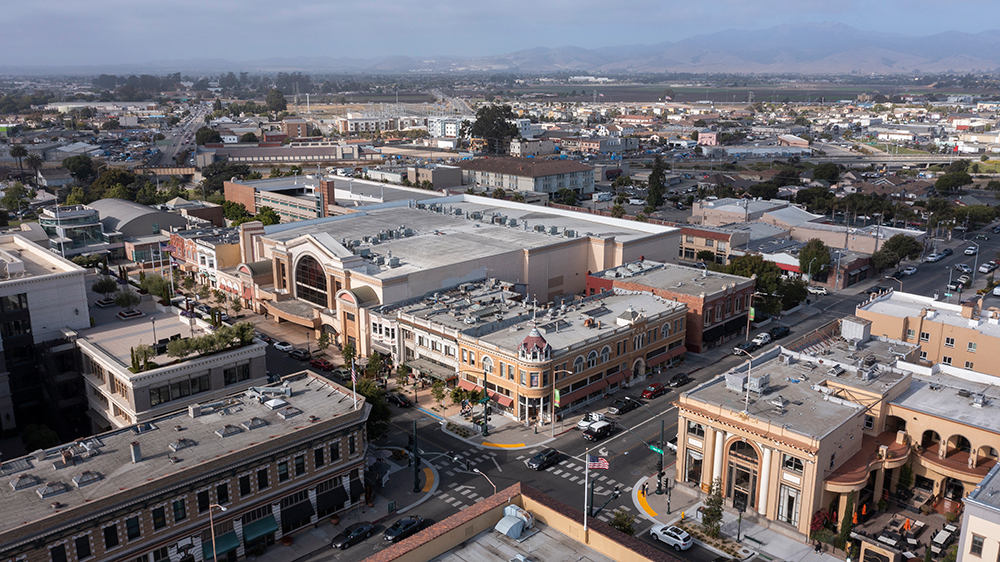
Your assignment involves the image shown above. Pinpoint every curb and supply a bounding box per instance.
[397,458,440,515]
[438,419,559,451]
[416,406,445,421]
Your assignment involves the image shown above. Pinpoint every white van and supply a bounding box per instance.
[594,192,613,202]
[628,198,645,205]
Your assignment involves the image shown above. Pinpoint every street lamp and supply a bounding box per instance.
[970,241,981,284]
[734,347,754,414]
[472,468,497,495]
[207,504,227,562]
[884,276,903,292]
[808,257,818,283]
[552,369,575,438]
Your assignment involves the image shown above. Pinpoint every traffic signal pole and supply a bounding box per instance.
[412,420,421,493]
[655,419,665,495]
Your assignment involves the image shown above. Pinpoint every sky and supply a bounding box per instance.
[4,0,1000,68]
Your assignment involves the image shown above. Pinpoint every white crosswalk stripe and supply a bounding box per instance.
[515,455,526,461]
[561,472,571,478]
[559,460,569,466]
[447,482,457,488]
[552,469,562,475]
[445,470,455,476]
[598,475,607,481]
[569,476,579,482]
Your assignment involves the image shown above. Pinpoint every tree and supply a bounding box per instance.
[511,192,526,203]
[459,104,519,154]
[697,250,715,263]
[92,276,119,300]
[22,423,60,452]
[492,188,506,199]
[646,155,667,209]
[610,204,626,218]
[256,207,280,226]
[352,377,392,440]
[748,182,779,200]
[871,248,901,271]
[102,119,120,130]
[317,331,330,351]
[799,239,832,280]
[9,144,27,181]
[24,153,43,185]
[341,342,356,366]
[556,188,578,206]
[365,352,385,379]
[231,296,242,316]
[935,171,973,193]
[882,234,922,261]
[222,201,250,221]
[0,182,35,213]
[195,127,222,145]
[813,162,840,183]
[702,477,724,538]
[140,273,168,296]
[62,154,95,181]
[609,507,636,536]
[114,287,141,313]
[265,88,287,112]
[197,284,210,300]
[239,132,258,143]
[431,381,446,404]
[182,277,195,292]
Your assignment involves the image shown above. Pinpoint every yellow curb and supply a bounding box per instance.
[481,441,526,449]
[638,491,658,517]
[421,468,434,492]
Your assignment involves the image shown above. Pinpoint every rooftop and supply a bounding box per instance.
[857,291,1000,339]
[696,197,792,215]
[966,464,1000,512]
[457,157,593,177]
[430,524,617,562]
[0,372,366,535]
[590,260,754,298]
[891,370,1000,435]
[0,233,84,279]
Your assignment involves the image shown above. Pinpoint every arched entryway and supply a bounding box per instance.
[944,477,964,501]
[294,254,328,307]
[885,415,906,433]
[632,358,646,382]
[945,434,971,457]
[921,430,940,449]
[726,440,760,511]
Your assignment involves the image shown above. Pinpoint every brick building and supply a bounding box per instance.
[586,260,756,353]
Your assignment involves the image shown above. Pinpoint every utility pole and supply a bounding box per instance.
[655,419,665,495]
[411,420,420,493]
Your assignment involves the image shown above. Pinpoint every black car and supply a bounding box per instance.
[866,286,889,295]
[527,448,559,470]
[667,373,692,388]
[288,349,311,361]
[608,397,640,415]
[387,393,412,407]
[733,341,757,355]
[769,326,790,340]
[384,516,424,543]
[942,248,955,256]
[331,522,374,549]
[890,270,905,279]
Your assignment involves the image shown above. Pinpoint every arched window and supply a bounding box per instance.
[295,255,327,307]
[662,323,671,338]
[587,350,599,369]
[600,346,611,364]
[726,297,733,316]
[574,356,585,373]
[482,356,494,374]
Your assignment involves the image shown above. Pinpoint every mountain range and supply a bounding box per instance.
[8,23,1000,75]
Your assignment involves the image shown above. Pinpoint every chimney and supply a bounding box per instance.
[130,441,141,464]
[188,404,202,418]
[961,301,975,319]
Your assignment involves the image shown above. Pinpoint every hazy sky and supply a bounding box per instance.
[6,0,999,67]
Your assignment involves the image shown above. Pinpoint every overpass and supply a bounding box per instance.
[137,166,197,177]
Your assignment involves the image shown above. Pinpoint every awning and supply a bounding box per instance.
[202,530,239,560]
[316,486,349,513]
[703,323,727,342]
[648,346,687,367]
[667,345,687,360]
[849,269,861,276]
[493,394,514,408]
[859,265,871,271]
[458,379,482,392]
[725,316,746,335]
[242,515,278,543]
[280,500,315,523]
[409,358,457,382]
[606,370,628,386]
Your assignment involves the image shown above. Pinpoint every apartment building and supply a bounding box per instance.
[0,372,370,562]
[586,260,755,353]
[678,225,749,265]
[375,281,687,423]
[957,465,1000,562]
[457,157,595,197]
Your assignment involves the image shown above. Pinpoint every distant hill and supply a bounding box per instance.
[5,23,1000,75]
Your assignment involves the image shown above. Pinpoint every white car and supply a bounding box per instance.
[902,267,918,276]
[994,285,1000,297]
[965,246,978,256]
[807,286,828,295]
[577,412,605,431]
[956,263,973,274]
[273,341,294,352]
[650,524,693,551]
[924,253,942,263]
[751,333,772,347]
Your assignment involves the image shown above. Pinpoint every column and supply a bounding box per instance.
[757,446,772,517]
[272,502,283,540]
[712,430,728,484]
[308,487,319,525]
[837,492,853,524]
[873,468,886,503]
[233,518,246,558]
[700,425,715,491]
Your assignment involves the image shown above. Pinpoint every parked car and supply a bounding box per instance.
[769,326,790,340]
[980,262,998,274]
[310,358,334,371]
[383,515,423,543]
[641,383,667,399]
[807,285,828,295]
[994,285,1000,297]
[289,349,311,361]
[924,253,942,263]
[583,420,614,441]
[386,393,412,407]
[331,367,351,382]
[577,412,606,431]
[751,333,772,347]
[956,263,973,274]
[733,341,757,355]
[331,522,374,549]
[608,397,640,415]
[254,331,272,343]
[992,226,1000,234]
[666,435,679,452]
[958,274,971,285]
[667,373,691,388]
[650,524,693,551]
[902,267,918,276]
[273,341,294,352]
[941,248,954,256]
[966,246,978,256]
[527,448,559,471]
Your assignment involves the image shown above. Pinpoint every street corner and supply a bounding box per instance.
[421,467,434,492]
[632,475,660,521]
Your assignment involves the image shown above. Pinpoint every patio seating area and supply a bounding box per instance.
[852,501,957,559]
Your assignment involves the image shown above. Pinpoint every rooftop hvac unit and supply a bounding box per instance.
[508,218,518,227]
[388,257,400,268]
[403,228,413,237]
[454,207,462,215]
[827,365,845,377]
[725,372,748,392]
[378,231,388,241]
[748,373,770,395]
[534,225,545,233]
[563,229,575,237]
[549,226,559,235]
[470,212,482,220]
[375,256,385,266]
[416,203,426,209]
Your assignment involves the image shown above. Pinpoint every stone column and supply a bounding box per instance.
[837,491,853,524]
[758,446,772,517]
[233,518,246,558]
[712,430,728,484]
[873,468,886,503]
[701,425,716,491]
[272,502,284,540]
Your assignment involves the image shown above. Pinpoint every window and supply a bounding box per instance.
[224,364,250,385]
[126,516,141,540]
[919,332,930,342]
[718,242,727,252]
[520,370,527,386]
[349,435,356,455]
[50,545,67,562]
[191,374,210,395]
[152,547,169,562]
[687,421,705,438]
[906,329,915,339]
[314,447,325,467]
[295,254,328,307]
[0,293,27,312]
[676,318,684,333]
[278,461,289,481]
[574,356,585,373]
[686,235,695,243]
[149,385,171,407]
[198,490,210,513]
[864,415,875,430]
[330,442,340,462]
[705,239,714,248]
[152,506,166,529]
[919,351,927,361]
[782,454,803,474]
[294,455,305,476]
[588,350,598,368]
[829,453,836,470]
[966,361,975,370]
[968,342,977,352]
[945,337,955,348]
[943,356,952,365]
[704,308,712,324]
[257,468,269,490]
[103,526,119,549]
[170,380,190,399]
[970,534,985,557]
[173,499,186,522]
[74,535,91,560]
[217,483,229,505]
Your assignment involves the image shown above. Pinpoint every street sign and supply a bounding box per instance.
[650,445,664,455]
[945,293,953,297]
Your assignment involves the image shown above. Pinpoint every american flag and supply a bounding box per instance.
[587,455,609,469]
[351,363,357,384]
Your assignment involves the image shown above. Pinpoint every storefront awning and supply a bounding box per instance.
[409,358,457,382]
[242,515,278,543]
[202,530,239,560]
[316,486,349,513]
[281,500,315,523]
[725,316,746,335]
[493,394,514,408]
[606,369,628,386]
[648,346,687,367]
[849,269,861,276]
[458,379,482,392]
[703,323,727,342]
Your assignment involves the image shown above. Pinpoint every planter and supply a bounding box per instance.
[281,536,293,546]
[330,515,340,525]
[116,310,145,321]
[95,298,116,308]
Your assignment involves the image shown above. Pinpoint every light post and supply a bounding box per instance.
[473,468,497,495]
[734,347,753,414]
[552,369,575,438]
[151,318,157,344]
[744,292,768,342]
[207,504,227,562]
[808,257,818,283]
[458,368,491,438]
[884,276,903,292]
[970,241,981,285]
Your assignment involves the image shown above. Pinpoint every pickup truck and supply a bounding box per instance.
[577,412,606,431]
[666,436,678,452]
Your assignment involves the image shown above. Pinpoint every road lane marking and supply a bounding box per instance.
[421,467,434,492]
[481,441,525,449]
[638,490,658,517]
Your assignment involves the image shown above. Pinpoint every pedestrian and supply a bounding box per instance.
[642,482,648,497]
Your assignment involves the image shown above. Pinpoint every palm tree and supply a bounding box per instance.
[9,144,27,182]
[24,153,43,186]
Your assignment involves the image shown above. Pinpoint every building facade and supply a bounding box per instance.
[457,158,595,197]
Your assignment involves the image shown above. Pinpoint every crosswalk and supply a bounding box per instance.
[426,449,499,511]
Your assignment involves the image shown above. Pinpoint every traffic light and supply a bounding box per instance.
[407,435,414,448]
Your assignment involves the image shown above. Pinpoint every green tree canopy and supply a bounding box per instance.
[813,162,840,183]
[265,88,287,112]
[459,104,519,154]
[555,188,578,206]
[646,155,666,209]
[222,201,250,221]
[200,161,252,195]
[0,182,35,213]
[195,127,222,145]
[935,171,973,193]
[799,238,832,280]
[62,154,95,180]
[882,234,923,261]
[238,132,258,143]
[353,377,392,441]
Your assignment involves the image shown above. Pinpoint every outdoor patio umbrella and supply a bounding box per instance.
[904,518,911,531]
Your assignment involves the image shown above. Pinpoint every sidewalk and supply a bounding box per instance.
[632,466,843,562]
[247,449,439,562]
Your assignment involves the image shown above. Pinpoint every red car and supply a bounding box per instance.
[642,383,667,399]
[309,358,334,371]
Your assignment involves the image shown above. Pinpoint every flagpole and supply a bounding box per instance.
[584,447,589,536]
[351,358,357,410]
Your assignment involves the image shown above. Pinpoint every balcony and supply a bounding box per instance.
[915,443,997,481]
[824,431,910,492]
